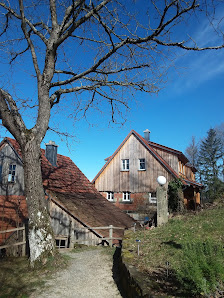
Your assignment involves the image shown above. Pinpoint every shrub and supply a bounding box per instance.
[175,239,224,295]
[168,179,184,212]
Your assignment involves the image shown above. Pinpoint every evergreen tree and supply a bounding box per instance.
[198,129,224,202]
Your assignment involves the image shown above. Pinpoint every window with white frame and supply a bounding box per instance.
[139,158,146,170]
[149,192,157,204]
[123,192,131,202]
[8,164,16,182]
[107,191,114,201]
[121,159,129,171]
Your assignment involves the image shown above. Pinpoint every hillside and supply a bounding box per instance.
[122,206,224,297]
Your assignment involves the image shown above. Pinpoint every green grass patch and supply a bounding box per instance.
[124,206,224,296]
[71,243,101,253]
[0,253,69,298]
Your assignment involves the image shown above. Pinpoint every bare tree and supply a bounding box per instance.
[185,136,199,168]
[215,122,224,181]
[0,0,223,265]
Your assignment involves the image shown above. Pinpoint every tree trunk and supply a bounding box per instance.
[21,139,56,266]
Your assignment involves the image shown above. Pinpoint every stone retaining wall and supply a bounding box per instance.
[118,231,152,298]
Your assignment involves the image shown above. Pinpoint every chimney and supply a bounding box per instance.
[143,129,150,141]
[45,141,58,167]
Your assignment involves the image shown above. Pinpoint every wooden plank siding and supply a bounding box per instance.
[94,134,174,193]
[0,143,24,196]
[49,200,103,247]
[152,147,179,174]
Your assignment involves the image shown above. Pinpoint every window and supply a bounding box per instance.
[149,192,157,204]
[55,237,67,248]
[123,192,131,202]
[107,191,114,201]
[139,158,146,170]
[121,159,129,171]
[8,164,16,182]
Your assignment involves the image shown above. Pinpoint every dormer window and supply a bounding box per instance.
[8,164,16,182]
[121,159,129,171]
[139,158,146,170]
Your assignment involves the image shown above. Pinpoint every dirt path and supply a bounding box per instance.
[31,248,122,298]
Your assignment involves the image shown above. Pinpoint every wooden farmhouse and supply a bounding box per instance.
[92,129,202,222]
[0,137,135,255]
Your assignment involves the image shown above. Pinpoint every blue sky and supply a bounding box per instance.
[0,2,224,181]
[43,45,224,181]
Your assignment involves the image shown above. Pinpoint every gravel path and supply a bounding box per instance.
[31,249,122,298]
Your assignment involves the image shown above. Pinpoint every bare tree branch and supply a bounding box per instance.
[18,0,41,80]
[0,2,48,44]
[56,0,111,46]
[0,89,26,143]
[0,0,223,265]
[152,37,224,50]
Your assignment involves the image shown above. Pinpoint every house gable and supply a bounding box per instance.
[93,130,202,193]
[93,132,177,193]
[0,140,24,196]
[0,137,135,247]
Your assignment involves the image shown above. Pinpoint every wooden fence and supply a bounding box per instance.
[55,225,125,248]
[0,225,26,256]
[91,225,124,246]
[0,224,125,255]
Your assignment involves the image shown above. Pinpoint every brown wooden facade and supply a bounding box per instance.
[95,134,175,192]
[93,130,202,219]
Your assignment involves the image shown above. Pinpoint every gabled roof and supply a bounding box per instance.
[49,191,134,239]
[92,130,202,188]
[148,140,189,164]
[1,137,135,234]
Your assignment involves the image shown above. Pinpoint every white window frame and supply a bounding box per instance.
[121,159,129,171]
[123,192,131,202]
[107,191,114,201]
[8,164,16,182]
[139,158,146,170]
[149,192,157,204]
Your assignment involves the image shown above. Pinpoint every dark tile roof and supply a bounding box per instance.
[50,191,135,238]
[2,137,135,232]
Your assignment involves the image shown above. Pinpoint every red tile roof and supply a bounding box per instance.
[3,137,98,195]
[2,137,135,235]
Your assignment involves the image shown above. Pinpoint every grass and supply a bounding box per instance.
[71,243,101,253]
[123,205,224,297]
[0,253,69,298]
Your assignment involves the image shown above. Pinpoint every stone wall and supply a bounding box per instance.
[118,231,153,297]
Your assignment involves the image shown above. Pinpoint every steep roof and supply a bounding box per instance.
[2,137,135,234]
[49,191,134,239]
[92,130,202,188]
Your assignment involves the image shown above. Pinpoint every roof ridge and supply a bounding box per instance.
[92,129,183,183]
[132,130,182,182]
[149,140,183,154]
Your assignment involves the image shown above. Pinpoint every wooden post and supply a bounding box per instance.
[22,224,26,256]
[109,225,113,246]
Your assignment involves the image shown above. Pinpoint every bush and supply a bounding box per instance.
[175,239,224,295]
[168,179,184,212]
